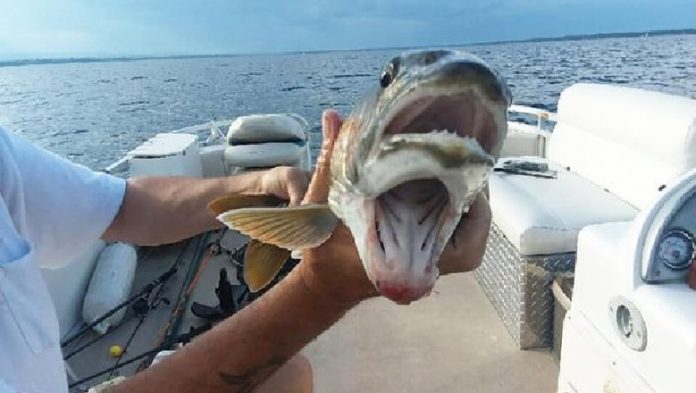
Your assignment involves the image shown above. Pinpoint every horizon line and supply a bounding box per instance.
[1,27,693,68]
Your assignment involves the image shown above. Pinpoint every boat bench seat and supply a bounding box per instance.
[476,83,696,349]
[489,160,637,256]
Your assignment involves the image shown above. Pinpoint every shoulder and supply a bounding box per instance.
[0,126,22,191]
[0,126,38,169]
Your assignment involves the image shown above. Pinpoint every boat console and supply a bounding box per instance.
[559,168,696,392]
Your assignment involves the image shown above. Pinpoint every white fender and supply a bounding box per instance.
[81,242,137,335]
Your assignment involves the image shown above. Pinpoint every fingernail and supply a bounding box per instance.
[322,109,339,140]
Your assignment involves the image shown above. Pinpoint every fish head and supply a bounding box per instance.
[329,49,511,304]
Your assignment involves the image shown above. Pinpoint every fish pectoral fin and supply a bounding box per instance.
[244,240,291,293]
[208,194,286,216]
[217,204,338,250]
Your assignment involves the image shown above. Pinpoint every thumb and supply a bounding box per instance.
[287,171,311,206]
[303,109,341,204]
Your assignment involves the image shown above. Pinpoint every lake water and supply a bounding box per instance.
[0,34,693,170]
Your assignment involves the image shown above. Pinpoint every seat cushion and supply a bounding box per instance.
[489,157,638,256]
[225,141,304,168]
[548,84,696,210]
[227,114,307,143]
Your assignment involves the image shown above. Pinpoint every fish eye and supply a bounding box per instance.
[380,70,393,88]
[380,59,398,88]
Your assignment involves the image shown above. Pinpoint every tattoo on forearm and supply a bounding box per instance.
[219,357,287,393]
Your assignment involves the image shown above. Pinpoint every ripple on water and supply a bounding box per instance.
[280,86,306,92]
[0,34,692,169]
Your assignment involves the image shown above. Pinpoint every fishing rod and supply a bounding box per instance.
[136,232,212,371]
[61,267,177,348]
[68,323,211,390]
[61,240,193,349]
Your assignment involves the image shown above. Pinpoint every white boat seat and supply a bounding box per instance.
[226,113,307,144]
[225,141,305,168]
[489,157,638,256]
[478,84,696,349]
[129,133,203,177]
[224,113,309,171]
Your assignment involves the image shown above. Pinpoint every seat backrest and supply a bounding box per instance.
[224,114,310,173]
[227,113,307,144]
[548,83,696,209]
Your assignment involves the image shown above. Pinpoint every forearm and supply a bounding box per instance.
[112,267,356,393]
[103,173,263,246]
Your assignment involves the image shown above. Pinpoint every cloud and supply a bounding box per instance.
[0,0,692,58]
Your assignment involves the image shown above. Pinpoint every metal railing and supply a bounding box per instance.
[509,104,558,124]
[104,107,556,174]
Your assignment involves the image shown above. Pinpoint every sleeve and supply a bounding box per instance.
[0,127,126,266]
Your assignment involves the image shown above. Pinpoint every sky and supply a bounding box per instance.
[0,0,693,59]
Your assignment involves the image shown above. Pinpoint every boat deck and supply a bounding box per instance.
[65,230,558,392]
[305,273,558,393]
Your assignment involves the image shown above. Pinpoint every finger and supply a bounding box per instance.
[451,193,491,246]
[303,109,341,204]
[439,193,491,274]
[287,171,311,206]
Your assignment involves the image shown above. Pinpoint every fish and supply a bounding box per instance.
[209,49,511,304]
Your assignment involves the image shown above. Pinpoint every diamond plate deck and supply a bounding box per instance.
[475,223,575,349]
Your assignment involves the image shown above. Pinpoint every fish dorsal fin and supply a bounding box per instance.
[217,204,338,250]
[243,240,291,293]
[208,194,286,215]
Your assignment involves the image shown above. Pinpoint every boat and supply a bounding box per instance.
[43,83,696,392]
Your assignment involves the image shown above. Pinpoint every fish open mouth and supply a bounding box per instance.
[384,91,498,153]
[369,178,454,304]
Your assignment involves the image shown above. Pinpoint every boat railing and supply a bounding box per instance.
[507,104,556,138]
[104,106,555,174]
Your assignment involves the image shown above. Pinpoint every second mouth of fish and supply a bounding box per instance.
[370,92,492,273]
[374,178,449,272]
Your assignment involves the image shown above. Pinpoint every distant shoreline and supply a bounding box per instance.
[1,28,693,68]
[478,28,696,46]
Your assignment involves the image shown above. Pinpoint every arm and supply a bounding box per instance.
[111,110,492,392]
[102,167,309,246]
[111,265,356,393]
[111,111,364,393]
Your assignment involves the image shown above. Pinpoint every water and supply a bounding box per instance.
[0,34,693,170]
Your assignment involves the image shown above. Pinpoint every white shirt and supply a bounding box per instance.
[0,127,126,393]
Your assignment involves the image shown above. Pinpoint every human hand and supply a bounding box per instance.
[259,166,311,206]
[438,192,492,275]
[298,110,377,306]
[299,109,493,305]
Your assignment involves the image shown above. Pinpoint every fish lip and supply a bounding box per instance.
[374,280,434,304]
[376,53,509,141]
